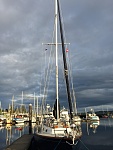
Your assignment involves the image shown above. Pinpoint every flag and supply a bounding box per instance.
[66,48,69,52]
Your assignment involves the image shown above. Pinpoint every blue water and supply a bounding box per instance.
[0,118,113,150]
[80,118,113,150]
[0,123,30,150]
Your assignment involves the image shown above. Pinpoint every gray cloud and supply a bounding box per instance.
[0,0,113,112]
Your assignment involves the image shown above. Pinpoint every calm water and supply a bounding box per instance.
[0,122,34,150]
[0,118,113,150]
[80,118,113,150]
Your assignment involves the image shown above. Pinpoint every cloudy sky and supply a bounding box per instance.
[0,0,113,112]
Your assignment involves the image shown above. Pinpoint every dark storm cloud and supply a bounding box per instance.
[0,0,113,111]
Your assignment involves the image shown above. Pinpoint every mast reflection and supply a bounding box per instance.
[87,121,100,135]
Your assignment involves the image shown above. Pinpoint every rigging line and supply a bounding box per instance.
[42,44,53,110]
[40,44,44,104]
[57,0,73,98]
[66,46,78,115]
[42,18,56,110]
[45,18,56,99]
[39,4,56,111]
[59,2,76,109]
[39,44,47,113]
[56,0,69,101]
[58,0,70,94]
[78,138,89,150]
[58,0,67,48]
[44,45,55,105]
[58,45,70,105]
[53,137,65,150]
[57,0,73,119]
[40,4,55,109]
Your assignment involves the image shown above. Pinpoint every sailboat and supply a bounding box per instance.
[86,108,100,121]
[87,121,100,134]
[34,0,82,149]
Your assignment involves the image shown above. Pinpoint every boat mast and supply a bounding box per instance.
[22,91,23,113]
[34,92,36,115]
[12,95,14,113]
[57,0,73,119]
[22,91,23,105]
[55,0,59,120]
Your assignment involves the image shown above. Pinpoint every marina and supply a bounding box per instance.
[0,0,113,150]
[0,118,113,149]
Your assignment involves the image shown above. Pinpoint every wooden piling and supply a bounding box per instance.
[29,104,32,134]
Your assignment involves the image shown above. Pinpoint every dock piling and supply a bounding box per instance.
[29,104,32,134]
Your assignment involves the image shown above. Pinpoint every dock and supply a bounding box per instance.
[5,134,34,150]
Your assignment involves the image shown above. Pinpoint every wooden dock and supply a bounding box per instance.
[5,134,34,150]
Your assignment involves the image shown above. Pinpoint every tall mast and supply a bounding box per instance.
[55,0,59,120]
[22,91,23,106]
[34,92,35,114]
[21,91,23,113]
[12,95,14,113]
[57,0,73,119]
[37,96,38,115]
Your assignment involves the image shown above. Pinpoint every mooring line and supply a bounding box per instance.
[79,138,89,150]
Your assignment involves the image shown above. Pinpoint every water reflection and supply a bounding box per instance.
[100,118,113,127]
[0,119,113,150]
[0,125,5,131]
[87,121,100,135]
[89,121,100,133]
[6,124,12,146]
[80,119,113,150]
[15,123,24,137]
[0,123,31,149]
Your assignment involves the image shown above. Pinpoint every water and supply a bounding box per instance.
[0,123,33,150]
[80,118,113,150]
[0,118,113,150]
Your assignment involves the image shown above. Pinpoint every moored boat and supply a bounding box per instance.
[34,0,82,149]
[86,109,100,121]
[34,130,81,150]
[13,118,25,124]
